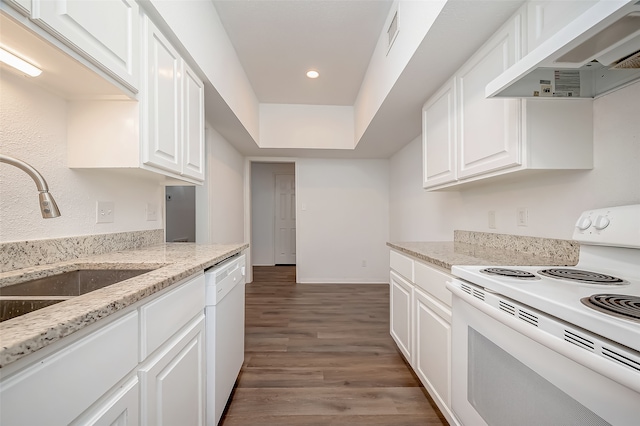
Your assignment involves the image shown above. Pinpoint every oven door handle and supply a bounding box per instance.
[447,280,640,394]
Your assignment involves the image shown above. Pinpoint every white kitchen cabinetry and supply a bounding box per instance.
[389,250,459,426]
[141,15,205,181]
[526,1,598,54]
[423,8,593,190]
[456,15,521,180]
[390,270,413,364]
[70,377,140,426]
[0,311,139,426]
[31,0,139,92]
[413,262,453,424]
[0,272,206,426]
[3,0,31,15]
[67,14,205,184]
[139,316,205,426]
[422,78,456,188]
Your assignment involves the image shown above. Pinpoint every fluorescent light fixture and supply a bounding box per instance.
[306,70,319,79]
[0,47,42,77]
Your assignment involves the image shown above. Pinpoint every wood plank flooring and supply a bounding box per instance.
[219,266,448,425]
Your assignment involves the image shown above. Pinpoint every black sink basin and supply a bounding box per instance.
[0,268,155,322]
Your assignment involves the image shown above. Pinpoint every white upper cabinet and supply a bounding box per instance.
[66,14,205,184]
[181,62,205,181]
[422,7,594,190]
[456,14,521,180]
[141,17,183,174]
[31,0,139,92]
[422,78,456,188]
[526,0,599,53]
[141,14,205,181]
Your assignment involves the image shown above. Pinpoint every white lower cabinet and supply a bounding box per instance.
[0,272,205,426]
[139,315,205,426]
[414,287,452,419]
[70,376,140,426]
[389,270,413,364]
[389,250,459,426]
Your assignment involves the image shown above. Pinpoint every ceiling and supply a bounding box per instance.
[211,0,526,159]
[212,0,393,106]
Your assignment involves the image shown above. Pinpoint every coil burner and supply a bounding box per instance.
[581,294,640,323]
[538,268,627,285]
[480,268,539,280]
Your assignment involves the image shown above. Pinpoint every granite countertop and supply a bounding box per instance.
[0,242,248,368]
[387,241,578,271]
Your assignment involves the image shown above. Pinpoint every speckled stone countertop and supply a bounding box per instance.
[387,240,578,271]
[0,242,248,368]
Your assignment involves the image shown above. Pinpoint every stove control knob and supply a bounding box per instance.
[594,215,610,230]
[575,216,592,231]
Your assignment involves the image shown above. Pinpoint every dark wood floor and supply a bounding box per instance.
[219,266,448,425]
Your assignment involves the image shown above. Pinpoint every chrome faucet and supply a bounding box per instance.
[0,154,61,218]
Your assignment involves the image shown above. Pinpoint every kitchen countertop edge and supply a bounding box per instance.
[0,242,248,369]
[387,241,577,271]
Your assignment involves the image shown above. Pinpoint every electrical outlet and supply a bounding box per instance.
[517,208,529,227]
[488,210,496,229]
[146,203,158,221]
[96,201,114,223]
[361,260,367,267]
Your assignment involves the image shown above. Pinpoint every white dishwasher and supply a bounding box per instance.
[204,253,246,426]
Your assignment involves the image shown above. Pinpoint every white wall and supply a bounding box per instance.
[259,104,355,149]
[250,162,295,265]
[0,73,163,243]
[389,81,640,242]
[296,158,389,283]
[197,125,245,244]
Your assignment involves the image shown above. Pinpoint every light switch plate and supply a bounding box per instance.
[488,210,496,229]
[96,201,114,223]
[146,203,158,221]
[517,208,529,227]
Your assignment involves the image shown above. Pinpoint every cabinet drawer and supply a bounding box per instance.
[139,272,205,360]
[414,261,452,307]
[0,311,138,426]
[390,250,414,281]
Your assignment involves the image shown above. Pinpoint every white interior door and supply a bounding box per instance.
[274,174,296,265]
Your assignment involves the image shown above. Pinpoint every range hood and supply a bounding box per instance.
[487,0,640,98]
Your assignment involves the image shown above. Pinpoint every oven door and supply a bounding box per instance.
[448,280,640,426]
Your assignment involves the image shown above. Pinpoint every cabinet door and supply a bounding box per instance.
[139,315,205,426]
[142,16,182,174]
[181,62,205,181]
[389,270,413,363]
[422,78,456,188]
[527,1,598,53]
[3,0,31,15]
[70,377,139,426]
[456,14,522,180]
[32,0,139,91]
[414,288,452,418]
[0,311,138,426]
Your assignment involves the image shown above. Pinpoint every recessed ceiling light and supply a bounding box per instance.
[306,70,319,79]
[0,47,42,77]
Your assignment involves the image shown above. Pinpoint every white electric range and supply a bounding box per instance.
[447,204,640,426]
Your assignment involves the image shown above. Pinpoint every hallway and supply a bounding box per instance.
[219,266,447,425]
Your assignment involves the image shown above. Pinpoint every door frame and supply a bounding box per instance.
[244,157,297,284]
